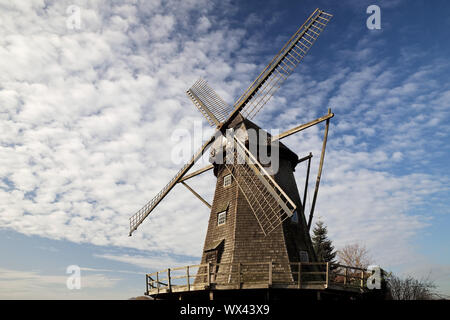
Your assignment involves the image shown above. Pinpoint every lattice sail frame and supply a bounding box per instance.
[237,9,332,120]
[129,135,216,235]
[224,135,297,236]
[187,78,234,127]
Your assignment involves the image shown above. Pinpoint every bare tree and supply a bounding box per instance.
[337,243,372,269]
[387,274,437,300]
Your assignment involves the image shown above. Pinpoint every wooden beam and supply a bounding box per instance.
[297,152,313,164]
[307,109,331,231]
[129,134,215,236]
[271,112,334,141]
[178,164,214,183]
[302,153,312,220]
[181,181,211,209]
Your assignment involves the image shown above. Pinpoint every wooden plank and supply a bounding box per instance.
[307,109,331,230]
[302,153,312,220]
[332,263,367,271]
[360,271,364,288]
[297,152,313,164]
[168,268,172,292]
[272,112,334,141]
[178,164,214,182]
[129,135,216,236]
[186,266,190,291]
[181,181,211,209]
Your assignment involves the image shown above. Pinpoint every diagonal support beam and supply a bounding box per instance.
[129,135,216,236]
[271,112,334,141]
[178,164,214,183]
[181,181,211,209]
[297,152,313,164]
[307,109,331,231]
[302,152,312,221]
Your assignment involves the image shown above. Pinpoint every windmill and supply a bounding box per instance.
[129,9,340,298]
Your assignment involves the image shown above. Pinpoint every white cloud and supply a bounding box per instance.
[148,14,176,40]
[0,0,241,256]
[95,253,198,271]
[196,16,211,33]
[0,267,122,299]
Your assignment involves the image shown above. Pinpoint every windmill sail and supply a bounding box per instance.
[225,135,296,236]
[187,78,234,127]
[129,135,215,236]
[128,8,332,237]
[233,9,332,120]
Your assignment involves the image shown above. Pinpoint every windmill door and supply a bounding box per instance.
[203,239,224,282]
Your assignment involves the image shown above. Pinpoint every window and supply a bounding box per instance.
[217,211,227,226]
[223,174,232,187]
[299,251,309,262]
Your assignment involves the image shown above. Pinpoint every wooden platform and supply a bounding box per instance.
[145,262,371,300]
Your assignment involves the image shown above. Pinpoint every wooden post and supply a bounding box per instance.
[302,153,312,219]
[344,267,348,285]
[360,270,364,288]
[167,268,172,292]
[145,274,149,295]
[308,108,331,231]
[325,262,329,287]
[186,266,190,291]
[178,164,214,183]
[298,263,302,288]
[156,272,160,294]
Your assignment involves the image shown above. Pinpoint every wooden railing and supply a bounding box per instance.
[145,262,372,295]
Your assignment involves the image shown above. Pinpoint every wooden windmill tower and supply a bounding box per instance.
[128,9,350,300]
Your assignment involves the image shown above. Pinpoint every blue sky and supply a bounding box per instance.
[0,0,449,299]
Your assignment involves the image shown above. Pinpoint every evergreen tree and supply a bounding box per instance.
[312,220,337,266]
